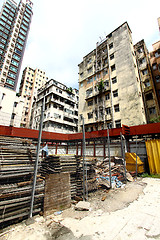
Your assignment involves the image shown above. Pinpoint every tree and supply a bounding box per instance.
[97,79,104,93]
[149,116,160,123]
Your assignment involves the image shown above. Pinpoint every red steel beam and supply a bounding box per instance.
[0,123,160,142]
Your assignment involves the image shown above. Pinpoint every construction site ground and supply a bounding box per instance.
[1,177,160,240]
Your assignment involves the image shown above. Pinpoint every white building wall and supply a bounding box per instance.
[0,86,24,127]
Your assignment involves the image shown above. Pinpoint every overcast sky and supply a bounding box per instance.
[1,0,160,91]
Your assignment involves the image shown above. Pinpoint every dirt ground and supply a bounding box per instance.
[1,177,160,240]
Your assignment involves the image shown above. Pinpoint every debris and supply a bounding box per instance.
[126,172,134,182]
[54,211,63,216]
[75,201,90,211]
[101,195,107,201]
[74,196,83,202]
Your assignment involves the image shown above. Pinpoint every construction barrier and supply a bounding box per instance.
[145,139,160,174]
[125,152,144,173]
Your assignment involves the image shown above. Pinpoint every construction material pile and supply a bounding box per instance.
[95,157,127,189]
[0,136,44,228]
[40,155,83,198]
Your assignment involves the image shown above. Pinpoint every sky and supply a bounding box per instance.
[1,0,160,91]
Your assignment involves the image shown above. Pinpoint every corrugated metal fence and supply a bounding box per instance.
[145,140,160,174]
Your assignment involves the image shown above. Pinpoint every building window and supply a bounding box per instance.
[149,107,156,115]
[110,53,114,60]
[155,50,160,58]
[103,70,107,76]
[86,88,93,97]
[80,82,83,88]
[115,120,121,128]
[145,93,153,101]
[106,107,111,115]
[111,64,116,72]
[104,80,109,87]
[139,58,146,65]
[87,67,92,74]
[105,93,110,100]
[152,63,157,70]
[87,77,93,84]
[88,100,93,106]
[155,75,160,83]
[144,80,150,87]
[104,58,108,65]
[112,77,117,84]
[114,104,120,112]
[109,43,113,49]
[137,48,143,53]
[142,69,148,75]
[14,102,18,107]
[88,112,93,119]
[11,113,15,119]
[113,89,118,97]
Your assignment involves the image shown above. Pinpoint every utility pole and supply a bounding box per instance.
[81,115,88,200]
[120,133,127,181]
[107,128,112,188]
[29,97,45,218]
[136,135,138,178]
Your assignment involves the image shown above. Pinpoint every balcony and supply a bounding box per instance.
[85,86,110,100]
[139,62,147,70]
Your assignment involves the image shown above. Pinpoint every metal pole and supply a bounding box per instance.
[120,133,127,181]
[82,115,87,200]
[107,128,112,188]
[136,136,138,178]
[29,97,45,218]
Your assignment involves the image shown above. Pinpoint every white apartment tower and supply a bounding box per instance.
[19,67,47,128]
[0,0,33,91]
[30,79,79,133]
[78,22,147,132]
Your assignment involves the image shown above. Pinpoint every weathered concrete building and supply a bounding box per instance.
[0,86,24,127]
[149,40,160,116]
[134,40,160,122]
[78,22,146,132]
[30,79,79,133]
[19,67,47,128]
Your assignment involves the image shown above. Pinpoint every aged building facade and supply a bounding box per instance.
[19,67,47,128]
[0,0,33,91]
[134,40,160,122]
[0,86,24,127]
[30,79,79,133]
[149,40,160,117]
[78,22,146,132]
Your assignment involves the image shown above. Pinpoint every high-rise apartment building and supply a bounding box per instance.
[0,0,33,91]
[30,79,79,133]
[134,40,160,122]
[19,67,47,128]
[149,41,160,115]
[78,22,147,132]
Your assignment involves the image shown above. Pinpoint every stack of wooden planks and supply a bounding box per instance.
[0,136,44,227]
